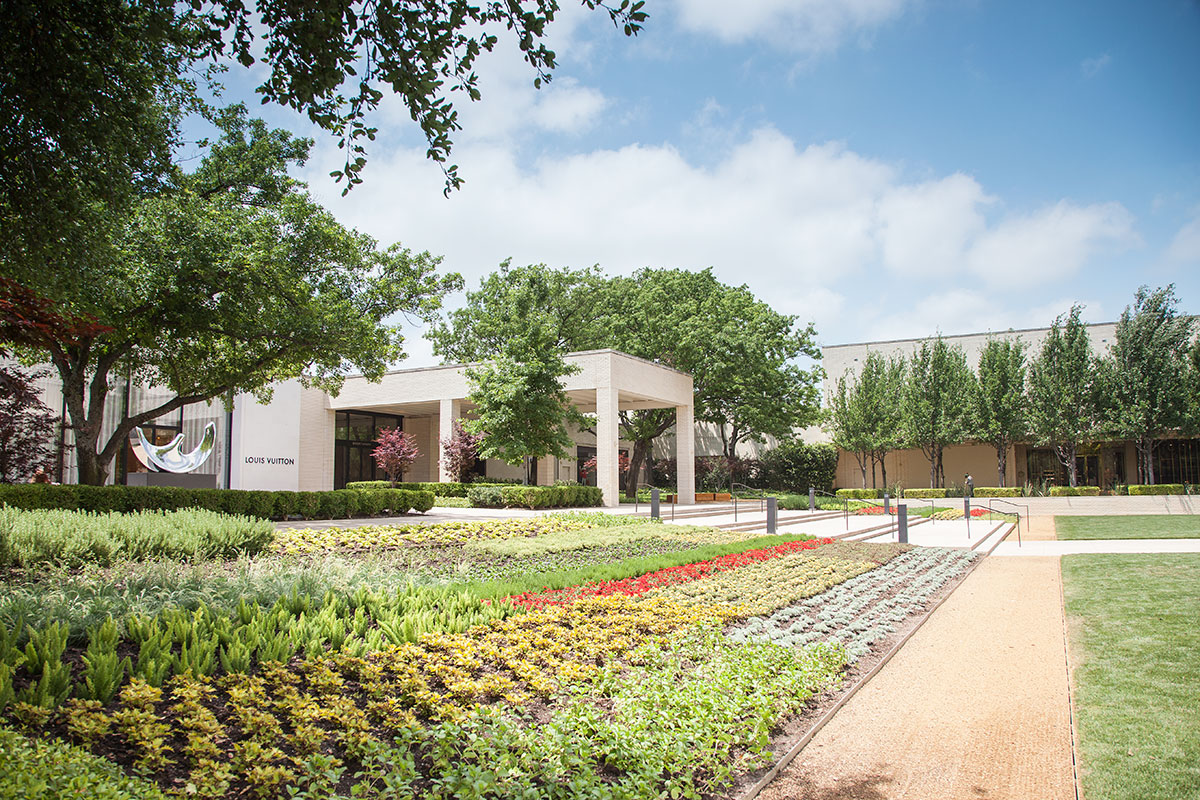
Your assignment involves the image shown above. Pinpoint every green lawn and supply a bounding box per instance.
[1056,514,1200,540]
[1062,554,1200,800]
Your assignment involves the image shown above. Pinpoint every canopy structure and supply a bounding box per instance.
[327,349,696,507]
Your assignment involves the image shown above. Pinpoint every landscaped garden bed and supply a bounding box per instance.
[0,506,981,799]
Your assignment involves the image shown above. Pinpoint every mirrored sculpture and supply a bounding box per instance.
[129,422,216,473]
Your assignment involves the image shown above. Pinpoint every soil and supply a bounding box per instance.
[751,555,1074,800]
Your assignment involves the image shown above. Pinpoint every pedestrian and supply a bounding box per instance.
[965,473,974,498]
[29,466,51,484]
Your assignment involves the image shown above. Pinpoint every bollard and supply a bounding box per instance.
[809,486,816,514]
[964,496,970,539]
[651,487,660,520]
[883,493,890,516]
[767,496,778,534]
[897,504,908,543]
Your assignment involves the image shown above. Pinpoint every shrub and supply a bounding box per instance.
[972,487,1025,497]
[467,486,505,508]
[0,507,274,568]
[1048,485,1101,497]
[271,491,300,519]
[0,726,170,799]
[406,490,435,513]
[835,488,881,500]
[902,488,948,499]
[495,485,602,509]
[345,480,515,498]
[355,489,388,516]
[760,441,838,493]
[316,491,348,519]
[1127,484,1186,495]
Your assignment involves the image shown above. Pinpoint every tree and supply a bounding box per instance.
[430,264,823,498]
[440,419,484,483]
[1027,306,1098,488]
[972,338,1029,487]
[465,342,586,482]
[1,109,460,485]
[0,359,58,483]
[1096,285,1196,485]
[855,352,906,489]
[372,428,420,486]
[902,337,974,489]
[828,374,872,488]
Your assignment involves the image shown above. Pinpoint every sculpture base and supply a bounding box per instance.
[125,472,217,489]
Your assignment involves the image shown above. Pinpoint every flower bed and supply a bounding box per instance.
[505,538,834,610]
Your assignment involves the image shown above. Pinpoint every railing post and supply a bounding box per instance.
[767,496,777,535]
[809,486,815,513]
[898,504,908,543]
[651,487,660,520]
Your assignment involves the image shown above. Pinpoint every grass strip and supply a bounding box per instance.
[1062,553,1200,800]
[1055,514,1200,540]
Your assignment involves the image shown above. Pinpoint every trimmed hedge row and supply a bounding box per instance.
[466,484,603,509]
[972,487,1025,497]
[345,480,519,497]
[0,484,434,520]
[1049,485,1101,497]
[901,488,948,499]
[835,488,882,500]
[1127,483,1187,495]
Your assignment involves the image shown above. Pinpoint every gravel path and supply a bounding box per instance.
[758,555,1074,800]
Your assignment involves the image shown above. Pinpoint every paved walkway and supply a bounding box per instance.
[759,556,1075,800]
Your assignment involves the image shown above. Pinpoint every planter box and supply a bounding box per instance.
[696,492,715,502]
[713,492,732,502]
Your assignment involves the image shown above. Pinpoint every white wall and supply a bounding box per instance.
[230,381,302,491]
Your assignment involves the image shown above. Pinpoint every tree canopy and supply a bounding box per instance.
[901,337,974,489]
[1096,285,1196,484]
[826,351,905,489]
[972,338,1028,487]
[1,108,460,484]
[1027,305,1098,487]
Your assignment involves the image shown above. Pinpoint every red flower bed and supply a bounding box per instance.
[969,507,989,517]
[506,537,835,610]
[853,505,892,515]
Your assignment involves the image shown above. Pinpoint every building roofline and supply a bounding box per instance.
[821,320,1120,351]
[351,348,691,380]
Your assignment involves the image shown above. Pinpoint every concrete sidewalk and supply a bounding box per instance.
[992,537,1200,556]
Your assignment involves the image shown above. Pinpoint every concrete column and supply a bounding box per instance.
[437,398,461,482]
[676,404,696,505]
[596,385,620,507]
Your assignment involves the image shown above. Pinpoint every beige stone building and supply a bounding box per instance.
[819,322,1199,491]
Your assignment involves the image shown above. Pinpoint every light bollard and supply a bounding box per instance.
[964,497,970,539]
[767,496,778,534]
[883,492,890,516]
[809,486,816,514]
[897,504,908,543]
[651,487,660,520]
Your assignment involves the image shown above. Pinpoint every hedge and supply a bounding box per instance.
[902,488,948,499]
[835,488,882,500]
[0,484,433,520]
[972,487,1025,497]
[345,480,519,497]
[1127,484,1187,495]
[464,484,603,509]
[1048,485,1101,497]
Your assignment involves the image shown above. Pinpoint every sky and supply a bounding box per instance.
[216,0,1200,367]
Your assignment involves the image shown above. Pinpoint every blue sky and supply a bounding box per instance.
[218,0,1200,365]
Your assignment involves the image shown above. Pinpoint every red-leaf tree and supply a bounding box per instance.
[440,419,483,483]
[372,428,420,487]
[0,357,58,483]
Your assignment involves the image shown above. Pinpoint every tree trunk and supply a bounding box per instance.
[856,452,869,488]
[871,459,877,489]
[880,454,888,489]
[624,439,651,499]
[996,444,1007,488]
[929,453,936,489]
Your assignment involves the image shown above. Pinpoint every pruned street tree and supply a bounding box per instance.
[1095,285,1196,485]
[972,338,1029,487]
[902,337,974,489]
[1027,305,1098,488]
[828,374,872,488]
[0,108,460,485]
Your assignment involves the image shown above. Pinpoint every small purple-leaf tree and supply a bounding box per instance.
[0,359,57,483]
[372,427,420,487]
[440,419,483,483]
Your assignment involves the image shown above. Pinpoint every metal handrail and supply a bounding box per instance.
[633,482,674,521]
[983,497,1027,547]
[897,496,937,525]
[731,482,767,522]
[811,488,849,530]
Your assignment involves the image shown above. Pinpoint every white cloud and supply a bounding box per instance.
[669,0,913,54]
[1164,211,1200,265]
[964,201,1138,287]
[877,174,991,278]
[1081,53,1111,78]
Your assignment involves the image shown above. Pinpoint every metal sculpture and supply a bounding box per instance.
[129,422,216,473]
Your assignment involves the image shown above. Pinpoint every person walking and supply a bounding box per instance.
[965,473,974,498]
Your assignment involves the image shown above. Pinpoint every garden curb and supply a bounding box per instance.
[736,549,987,800]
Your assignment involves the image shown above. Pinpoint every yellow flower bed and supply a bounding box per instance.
[273,516,595,554]
[649,552,878,616]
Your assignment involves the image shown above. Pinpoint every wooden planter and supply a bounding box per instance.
[696,492,715,502]
[713,492,732,502]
